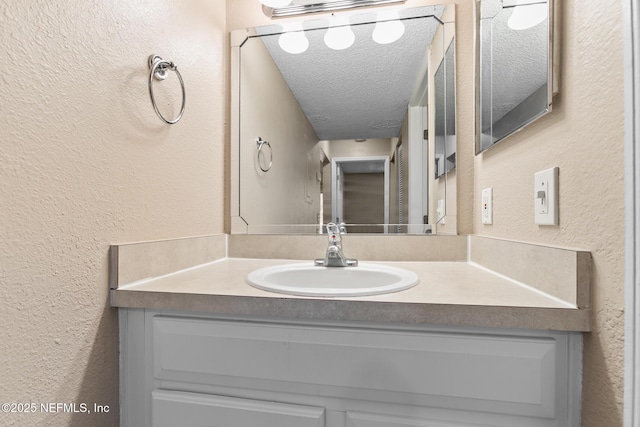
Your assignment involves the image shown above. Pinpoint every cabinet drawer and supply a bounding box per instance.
[152,316,564,418]
[152,390,325,427]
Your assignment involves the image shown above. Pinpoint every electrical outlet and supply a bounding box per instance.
[482,188,493,224]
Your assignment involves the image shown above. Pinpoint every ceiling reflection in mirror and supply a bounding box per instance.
[476,0,554,153]
[234,5,456,234]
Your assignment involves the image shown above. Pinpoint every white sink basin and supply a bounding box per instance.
[246,262,419,297]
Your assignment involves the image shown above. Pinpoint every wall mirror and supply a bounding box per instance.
[231,4,456,234]
[434,37,456,178]
[476,0,556,153]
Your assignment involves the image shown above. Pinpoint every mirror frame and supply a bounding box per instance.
[474,0,559,154]
[230,7,456,234]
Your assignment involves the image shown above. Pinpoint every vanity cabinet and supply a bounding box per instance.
[119,309,582,427]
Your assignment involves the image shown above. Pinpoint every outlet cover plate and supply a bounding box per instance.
[482,187,493,224]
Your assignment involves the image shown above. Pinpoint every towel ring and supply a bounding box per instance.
[256,137,273,172]
[148,55,186,124]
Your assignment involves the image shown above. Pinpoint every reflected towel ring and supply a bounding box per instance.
[256,137,273,172]
[148,55,186,124]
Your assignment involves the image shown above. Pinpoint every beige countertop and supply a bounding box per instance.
[110,257,591,331]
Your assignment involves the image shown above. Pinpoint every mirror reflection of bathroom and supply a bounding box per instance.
[434,37,456,179]
[326,153,390,234]
[235,5,456,234]
[477,0,554,153]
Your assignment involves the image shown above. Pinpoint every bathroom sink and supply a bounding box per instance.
[246,262,419,297]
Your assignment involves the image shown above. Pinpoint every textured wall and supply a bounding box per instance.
[471,0,625,425]
[0,0,226,425]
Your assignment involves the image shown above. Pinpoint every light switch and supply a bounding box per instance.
[534,167,559,225]
[482,188,493,224]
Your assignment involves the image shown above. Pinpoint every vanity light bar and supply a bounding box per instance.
[264,0,406,18]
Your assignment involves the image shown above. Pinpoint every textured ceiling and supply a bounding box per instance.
[254,6,443,140]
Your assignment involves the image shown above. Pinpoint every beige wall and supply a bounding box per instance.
[0,0,226,425]
[452,2,476,235]
[238,36,320,230]
[467,0,625,425]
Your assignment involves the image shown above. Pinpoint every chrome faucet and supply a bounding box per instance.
[314,222,358,267]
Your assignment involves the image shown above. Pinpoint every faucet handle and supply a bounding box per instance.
[326,222,341,244]
[326,222,340,234]
[317,222,357,267]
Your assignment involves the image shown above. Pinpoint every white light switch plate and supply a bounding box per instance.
[482,188,493,224]
[534,167,559,225]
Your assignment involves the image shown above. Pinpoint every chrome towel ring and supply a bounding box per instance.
[256,137,273,172]
[148,55,186,124]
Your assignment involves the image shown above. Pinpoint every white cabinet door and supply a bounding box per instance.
[152,390,325,427]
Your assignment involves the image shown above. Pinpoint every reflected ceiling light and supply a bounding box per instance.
[372,10,405,44]
[507,1,547,30]
[324,15,355,50]
[259,0,292,8]
[278,21,309,54]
